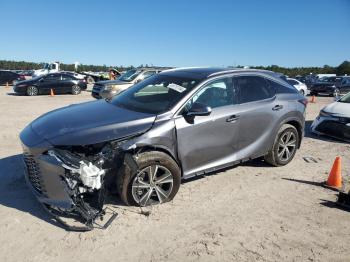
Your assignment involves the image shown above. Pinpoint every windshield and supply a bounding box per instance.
[119,69,141,82]
[339,92,350,103]
[111,74,201,114]
[43,63,50,70]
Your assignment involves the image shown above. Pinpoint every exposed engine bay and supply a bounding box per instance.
[29,141,132,231]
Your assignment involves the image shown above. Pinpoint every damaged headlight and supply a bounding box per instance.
[48,149,105,190]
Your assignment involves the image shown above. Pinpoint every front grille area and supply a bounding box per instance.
[316,120,350,140]
[23,153,46,195]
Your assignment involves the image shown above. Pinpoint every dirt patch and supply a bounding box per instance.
[0,87,349,262]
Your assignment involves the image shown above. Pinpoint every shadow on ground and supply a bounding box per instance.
[0,154,64,229]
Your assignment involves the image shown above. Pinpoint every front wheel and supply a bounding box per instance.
[26,86,38,96]
[117,151,181,206]
[264,124,299,166]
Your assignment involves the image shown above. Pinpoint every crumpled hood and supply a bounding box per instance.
[323,102,350,117]
[30,100,156,145]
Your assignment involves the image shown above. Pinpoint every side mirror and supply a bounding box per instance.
[186,102,212,117]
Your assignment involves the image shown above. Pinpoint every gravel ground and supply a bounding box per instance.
[0,86,349,262]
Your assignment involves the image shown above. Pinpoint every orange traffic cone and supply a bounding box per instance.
[325,156,342,190]
[310,95,316,103]
[50,89,55,97]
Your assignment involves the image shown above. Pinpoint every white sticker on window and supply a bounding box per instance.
[168,83,186,93]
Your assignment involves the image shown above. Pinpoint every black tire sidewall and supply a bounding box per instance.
[122,152,181,206]
[272,125,299,166]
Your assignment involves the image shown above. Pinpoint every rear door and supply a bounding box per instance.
[340,78,350,93]
[175,76,241,177]
[61,74,75,93]
[232,75,282,158]
[39,74,62,94]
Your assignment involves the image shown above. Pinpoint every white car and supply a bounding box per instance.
[311,92,350,142]
[287,78,309,96]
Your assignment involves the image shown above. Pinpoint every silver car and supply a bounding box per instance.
[92,68,163,99]
[20,67,306,230]
[311,92,350,142]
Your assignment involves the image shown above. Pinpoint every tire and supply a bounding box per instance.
[26,86,38,96]
[71,85,81,95]
[86,76,95,84]
[117,151,181,206]
[264,124,299,167]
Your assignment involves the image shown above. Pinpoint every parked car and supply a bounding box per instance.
[92,68,163,99]
[13,72,87,96]
[0,70,25,85]
[287,78,309,96]
[311,92,350,142]
[20,67,306,229]
[309,76,344,96]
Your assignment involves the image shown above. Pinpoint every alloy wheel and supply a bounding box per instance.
[27,86,38,96]
[72,85,81,95]
[277,131,297,162]
[132,165,174,206]
[333,88,340,98]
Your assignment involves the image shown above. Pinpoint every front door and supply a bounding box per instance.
[39,74,61,94]
[175,77,241,177]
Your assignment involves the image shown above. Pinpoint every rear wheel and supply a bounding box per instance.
[26,86,38,96]
[117,151,181,206]
[86,76,95,84]
[71,85,81,95]
[264,124,299,166]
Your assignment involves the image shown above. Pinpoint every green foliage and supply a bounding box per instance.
[0,59,349,76]
[0,60,125,72]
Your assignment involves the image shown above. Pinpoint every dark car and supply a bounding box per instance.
[20,67,306,230]
[309,76,344,96]
[0,70,25,85]
[13,73,87,96]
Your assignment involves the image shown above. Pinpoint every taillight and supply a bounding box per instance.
[298,98,308,107]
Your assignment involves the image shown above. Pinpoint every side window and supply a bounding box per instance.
[190,77,235,109]
[266,78,297,94]
[234,76,275,103]
[287,79,298,86]
[44,74,61,81]
[62,74,73,81]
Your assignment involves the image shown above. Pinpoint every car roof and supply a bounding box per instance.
[160,67,285,81]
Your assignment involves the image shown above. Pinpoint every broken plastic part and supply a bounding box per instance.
[78,161,104,190]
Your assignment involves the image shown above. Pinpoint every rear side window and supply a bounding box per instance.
[266,78,297,94]
[287,79,298,85]
[234,76,274,103]
[44,74,61,81]
[62,74,74,80]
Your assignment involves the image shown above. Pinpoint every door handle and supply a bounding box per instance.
[226,115,239,122]
[272,105,283,111]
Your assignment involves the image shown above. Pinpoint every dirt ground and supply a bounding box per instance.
[0,86,349,262]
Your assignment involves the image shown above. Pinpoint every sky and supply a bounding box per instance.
[0,0,349,67]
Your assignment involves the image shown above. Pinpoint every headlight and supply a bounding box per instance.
[103,85,112,91]
[319,110,332,117]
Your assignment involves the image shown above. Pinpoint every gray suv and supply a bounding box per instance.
[20,67,307,230]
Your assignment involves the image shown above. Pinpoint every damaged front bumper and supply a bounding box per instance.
[22,145,117,231]
[311,114,350,142]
